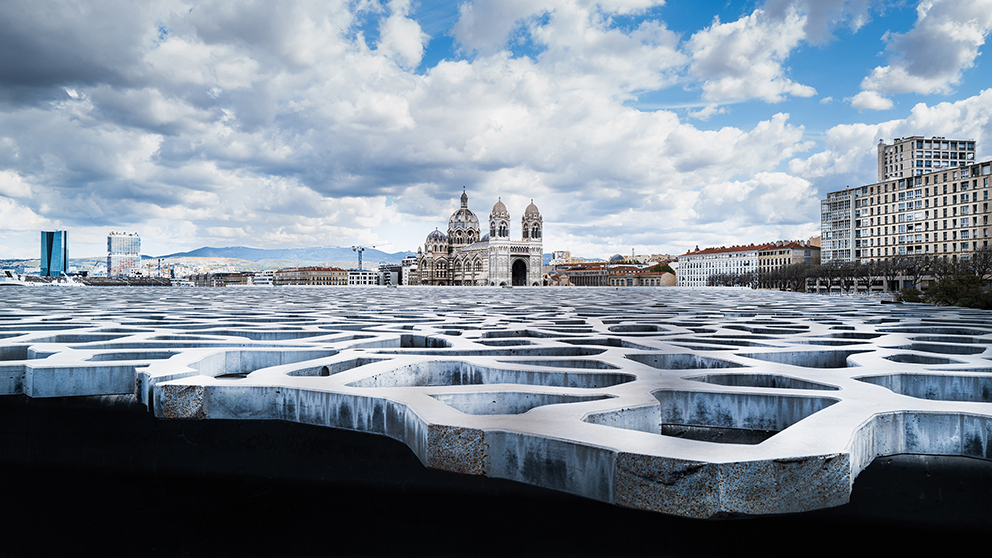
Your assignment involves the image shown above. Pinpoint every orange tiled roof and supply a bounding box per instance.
[679,241,815,257]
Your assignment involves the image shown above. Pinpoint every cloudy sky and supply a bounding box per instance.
[2,0,992,260]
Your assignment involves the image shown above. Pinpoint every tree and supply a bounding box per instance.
[966,245,992,282]
[839,261,858,293]
[924,273,992,309]
[785,263,812,292]
[854,261,876,294]
[930,256,959,282]
[900,256,930,290]
[820,261,845,292]
[876,258,902,291]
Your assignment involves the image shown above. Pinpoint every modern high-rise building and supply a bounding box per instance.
[821,189,855,264]
[877,136,976,181]
[107,232,141,276]
[823,159,992,264]
[40,231,68,277]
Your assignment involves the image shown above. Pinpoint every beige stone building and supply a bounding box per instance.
[756,240,821,275]
[274,267,348,286]
[854,161,992,263]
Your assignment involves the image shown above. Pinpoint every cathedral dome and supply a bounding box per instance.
[609,254,626,264]
[524,200,540,217]
[448,207,479,228]
[492,198,507,214]
[426,228,447,244]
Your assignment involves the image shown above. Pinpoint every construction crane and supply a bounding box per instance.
[352,245,376,271]
[352,243,392,271]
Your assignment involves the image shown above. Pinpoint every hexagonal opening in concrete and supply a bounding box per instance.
[481,330,563,339]
[609,325,668,333]
[431,392,613,415]
[31,333,133,344]
[86,351,180,361]
[494,359,619,369]
[347,361,634,389]
[656,390,837,444]
[584,390,837,445]
[0,346,30,361]
[626,353,746,370]
[667,343,736,351]
[669,338,774,348]
[373,346,607,357]
[686,373,839,391]
[786,339,872,346]
[725,325,808,335]
[190,349,339,378]
[910,335,992,344]
[737,350,871,368]
[883,354,965,365]
[889,343,987,355]
[855,373,992,402]
[476,339,534,347]
[879,327,992,336]
[285,357,386,377]
[199,330,337,341]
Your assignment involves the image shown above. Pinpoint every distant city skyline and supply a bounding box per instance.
[2,0,992,259]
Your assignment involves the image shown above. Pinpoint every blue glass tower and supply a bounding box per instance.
[40,231,68,277]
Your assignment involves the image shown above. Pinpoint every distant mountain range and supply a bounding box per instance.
[4,246,561,269]
[157,245,416,265]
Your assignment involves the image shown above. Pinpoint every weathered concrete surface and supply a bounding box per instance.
[2,286,991,518]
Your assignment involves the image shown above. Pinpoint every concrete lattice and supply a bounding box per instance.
[2,286,991,518]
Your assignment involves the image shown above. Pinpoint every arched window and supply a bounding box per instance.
[475,260,483,272]
[532,226,541,239]
[522,228,528,239]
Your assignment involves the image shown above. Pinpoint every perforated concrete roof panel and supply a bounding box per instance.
[2,286,991,518]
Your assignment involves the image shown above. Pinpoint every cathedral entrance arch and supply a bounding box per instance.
[511,259,527,286]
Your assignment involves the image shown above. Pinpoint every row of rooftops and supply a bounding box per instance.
[681,239,817,257]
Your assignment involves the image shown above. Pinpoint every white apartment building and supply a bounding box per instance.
[348,269,378,285]
[107,232,141,276]
[677,244,759,287]
[252,270,275,286]
[878,136,976,181]
[401,256,417,285]
[678,241,818,287]
[821,190,855,264]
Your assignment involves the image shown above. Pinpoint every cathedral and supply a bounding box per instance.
[416,190,543,286]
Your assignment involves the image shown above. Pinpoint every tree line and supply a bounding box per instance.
[705,247,992,295]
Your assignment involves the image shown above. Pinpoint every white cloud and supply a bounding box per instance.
[790,88,992,206]
[451,0,665,55]
[687,103,727,120]
[0,197,52,231]
[376,0,429,70]
[850,90,894,110]
[859,0,992,97]
[0,170,33,198]
[764,0,875,44]
[685,7,816,103]
[3,0,987,260]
